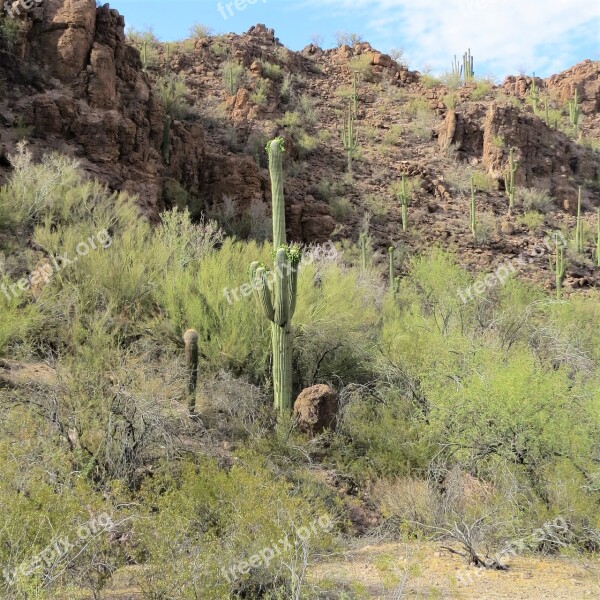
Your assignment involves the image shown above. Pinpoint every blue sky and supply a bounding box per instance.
[109,0,600,79]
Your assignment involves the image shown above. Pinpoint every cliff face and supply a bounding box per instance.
[0,1,599,264]
[0,2,335,240]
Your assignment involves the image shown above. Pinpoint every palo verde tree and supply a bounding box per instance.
[250,138,301,414]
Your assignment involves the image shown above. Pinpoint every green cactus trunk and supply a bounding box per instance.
[250,139,300,415]
[359,232,369,270]
[183,329,199,414]
[569,89,581,137]
[575,186,584,254]
[470,177,477,240]
[596,208,600,267]
[352,72,359,115]
[342,110,358,174]
[504,148,518,214]
[398,175,409,232]
[142,42,148,71]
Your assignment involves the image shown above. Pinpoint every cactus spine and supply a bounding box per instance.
[470,176,477,240]
[342,109,359,174]
[569,89,581,137]
[183,329,199,414]
[250,138,300,414]
[388,247,399,298]
[575,186,584,254]
[504,147,518,214]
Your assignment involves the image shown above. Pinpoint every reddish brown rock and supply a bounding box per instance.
[293,384,338,436]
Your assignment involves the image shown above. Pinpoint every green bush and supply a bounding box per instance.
[260,60,283,81]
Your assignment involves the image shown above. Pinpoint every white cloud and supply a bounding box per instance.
[305,0,600,77]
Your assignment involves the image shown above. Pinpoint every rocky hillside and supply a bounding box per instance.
[1,0,599,292]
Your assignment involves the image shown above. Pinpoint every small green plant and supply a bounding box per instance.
[349,54,374,81]
[516,187,554,213]
[420,73,440,89]
[575,186,584,254]
[260,60,283,81]
[517,211,545,233]
[491,134,505,149]
[250,78,270,106]
[341,110,359,174]
[222,61,244,96]
[210,39,229,57]
[503,148,518,214]
[470,80,493,101]
[443,93,458,109]
[330,197,354,220]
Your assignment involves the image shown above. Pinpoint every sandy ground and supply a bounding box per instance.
[309,541,600,599]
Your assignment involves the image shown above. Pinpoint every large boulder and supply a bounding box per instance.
[293,384,338,436]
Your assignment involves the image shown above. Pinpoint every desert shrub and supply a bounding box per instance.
[473,212,496,246]
[383,124,403,146]
[471,170,495,192]
[420,73,440,89]
[349,54,374,81]
[364,194,389,220]
[517,187,555,213]
[210,39,228,57]
[278,111,302,129]
[470,79,493,100]
[330,197,354,220]
[136,455,337,599]
[0,14,22,51]
[517,211,545,233]
[439,71,461,90]
[296,93,318,126]
[126,26,159,46]
[250,78,270,105]
[442,92,458,109]
[401,97,431,118]
[156,73,193,119]
[260,60,283,81]
[221,60,245,95]
[310,178,345,203]
[296,132,319,157]
[189,23,213,39]
[335,31,363,47]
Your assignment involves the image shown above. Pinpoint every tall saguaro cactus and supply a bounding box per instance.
[463,48,474,81]
[504,148,518,214]
[596,207,600,267]
[250,138,301,415]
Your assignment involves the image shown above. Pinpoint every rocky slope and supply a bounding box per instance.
[1,0,599,291]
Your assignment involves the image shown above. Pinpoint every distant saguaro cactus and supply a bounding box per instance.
[184,329,199,414]
[569,89,581,137]
[503,147,518,214]
[575,186,584,254]
[250,138,301,415]
[470,177,477,240]
[341,110,359,174]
